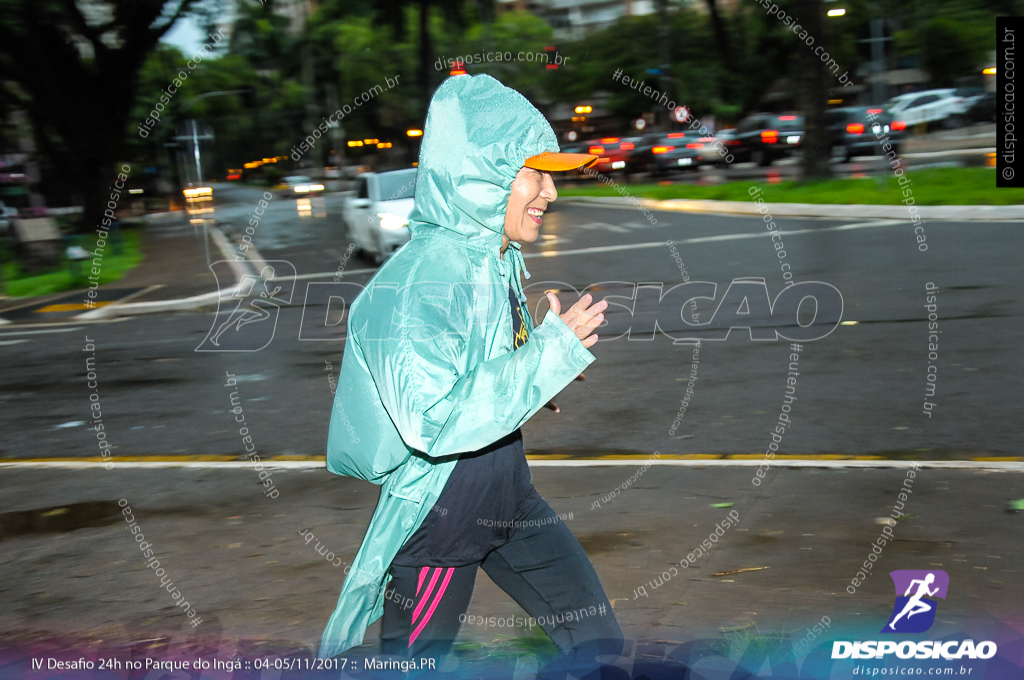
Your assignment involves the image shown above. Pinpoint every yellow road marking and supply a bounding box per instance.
[35,301,113,313]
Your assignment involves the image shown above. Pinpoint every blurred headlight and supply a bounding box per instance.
[183,187,213,197]
[379,213,409,230]
[294,185,310,193]
[310,184,325,191]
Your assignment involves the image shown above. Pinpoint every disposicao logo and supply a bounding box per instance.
[832,570,998,661]
[883,569,948,633]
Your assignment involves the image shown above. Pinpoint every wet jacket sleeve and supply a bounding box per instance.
[364,297,595,459]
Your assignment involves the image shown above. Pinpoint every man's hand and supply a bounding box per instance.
[545,291,607,349]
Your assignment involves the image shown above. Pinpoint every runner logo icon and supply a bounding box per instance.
[196,260,296,352]
[882,570,949,633]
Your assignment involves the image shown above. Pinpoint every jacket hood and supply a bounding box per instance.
[408,74,559,259]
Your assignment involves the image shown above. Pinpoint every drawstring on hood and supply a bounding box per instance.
[408,74,560,298]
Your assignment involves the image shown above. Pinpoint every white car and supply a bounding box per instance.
[885,89,968,128]
[343,168,418,264]
[280,175,325,198]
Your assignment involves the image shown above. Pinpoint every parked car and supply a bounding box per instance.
[729,113,805,166]
[279,175,325,198]
[826,107,907,162]
[343,168,418,264]
[965,92,997,123]
[885,89,968,128]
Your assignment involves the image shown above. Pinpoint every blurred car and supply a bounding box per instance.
[710,128,737,164]
[632,131,712,175]
[182,184,213,218]
[885,89,967,128]
[343,168,418,264]
[965,92,997,123]
[279,175,325,198]
[826,107,907,162]
[582,137,642,174]
[954,86,987,108]
[730,113,804,166]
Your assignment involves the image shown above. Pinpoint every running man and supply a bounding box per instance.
[889,572,939,630]
[209,265,285,346]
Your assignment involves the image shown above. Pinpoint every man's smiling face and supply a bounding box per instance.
[503,166,558,247]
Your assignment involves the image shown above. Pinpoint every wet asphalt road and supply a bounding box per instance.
[1,465,1021,659]
[1,171,1022,673]
[0,181,1021,461]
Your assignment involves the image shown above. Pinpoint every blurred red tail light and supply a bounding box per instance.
[667,132,687,138]
[620,142,635,150]
[686,143,704,149]
[846,123,865,134]
[589,146,605,154]
[652,146,674,154]
[600,137,620,144]
[890,120,907,131]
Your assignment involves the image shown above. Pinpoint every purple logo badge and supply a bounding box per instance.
[882,570,949,633]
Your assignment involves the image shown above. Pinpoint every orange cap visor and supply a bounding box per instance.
[523,152,599,172]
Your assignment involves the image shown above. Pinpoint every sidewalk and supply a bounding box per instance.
[0,212,227,323]
[1,464,1020,659]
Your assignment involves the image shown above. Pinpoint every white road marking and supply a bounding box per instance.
[527,220,906,259]
[0,326,86,336]
[0,459,1020,471]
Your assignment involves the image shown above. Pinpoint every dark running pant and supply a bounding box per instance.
[380,498,625,677]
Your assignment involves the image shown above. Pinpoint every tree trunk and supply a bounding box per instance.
[419,0,434,116]
[703,0,734,102]
[794,0,833,181]
[0,1,196,230]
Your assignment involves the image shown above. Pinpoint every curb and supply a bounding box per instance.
[74,223,250,321]
[564,196,1024,221]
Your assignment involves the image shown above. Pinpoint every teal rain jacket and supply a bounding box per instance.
[318,74,597,658]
